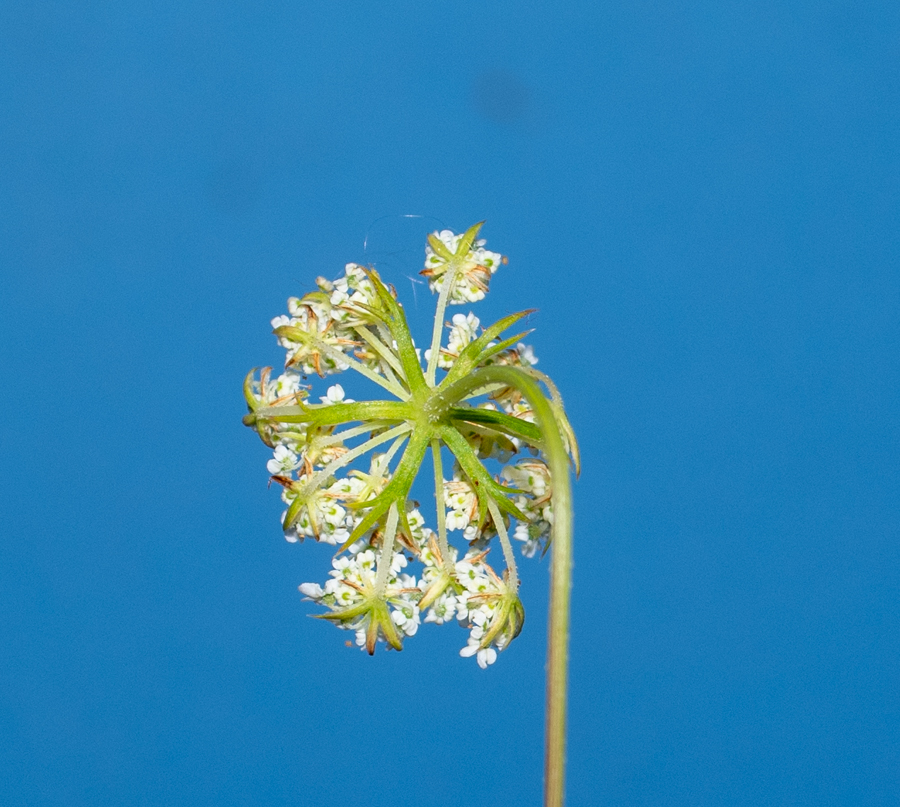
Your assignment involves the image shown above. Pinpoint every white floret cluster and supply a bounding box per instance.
[427,312,481,370]
[422,229,504,304]
[299,548,421,647]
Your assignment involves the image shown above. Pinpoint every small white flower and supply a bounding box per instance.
[459,610,500,668]
[391,603,421,637]
[501,460,550,498]
[423,592,462,625]
[515,342,538,367]
[405,508,427,547]
[444,477,477,532]
[298,582,324,599]
[267,445,301,475]
[459,641,498,669]
[455,558,494,595]
[271,371,302,398]
[435,312,481,368]
[513,520,549,558]
[320,384,354,405]
[445,510,470,532]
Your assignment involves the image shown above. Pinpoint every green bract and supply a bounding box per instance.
[242,223,577,668]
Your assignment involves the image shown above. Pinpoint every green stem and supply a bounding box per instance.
[440,366,573,807]
[312,420,395,448]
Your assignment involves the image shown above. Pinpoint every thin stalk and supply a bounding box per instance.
[374,322,406,386]
[312,421,395,448]
[463,383,506,399]
[486,497,518,591]
[425,271,457,385]
[355,326,407,380]
[375,322,394,348]
[439,366,573,807]
[374,503,400,595]
[378,358,402,391]
[380,433,408,468]
[355,432,408,497]
[430,439,454,574]
[305,424,411,495]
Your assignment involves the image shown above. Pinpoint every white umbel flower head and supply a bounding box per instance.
[243,222,576,669]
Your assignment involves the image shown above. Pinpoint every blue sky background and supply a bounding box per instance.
[1,2,898,805]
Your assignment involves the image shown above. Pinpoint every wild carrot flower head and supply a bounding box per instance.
[243,223,577,665]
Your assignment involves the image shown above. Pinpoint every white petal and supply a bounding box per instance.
[298,583,324,599]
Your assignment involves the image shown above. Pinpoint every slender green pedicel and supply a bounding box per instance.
[244,223,577,806]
